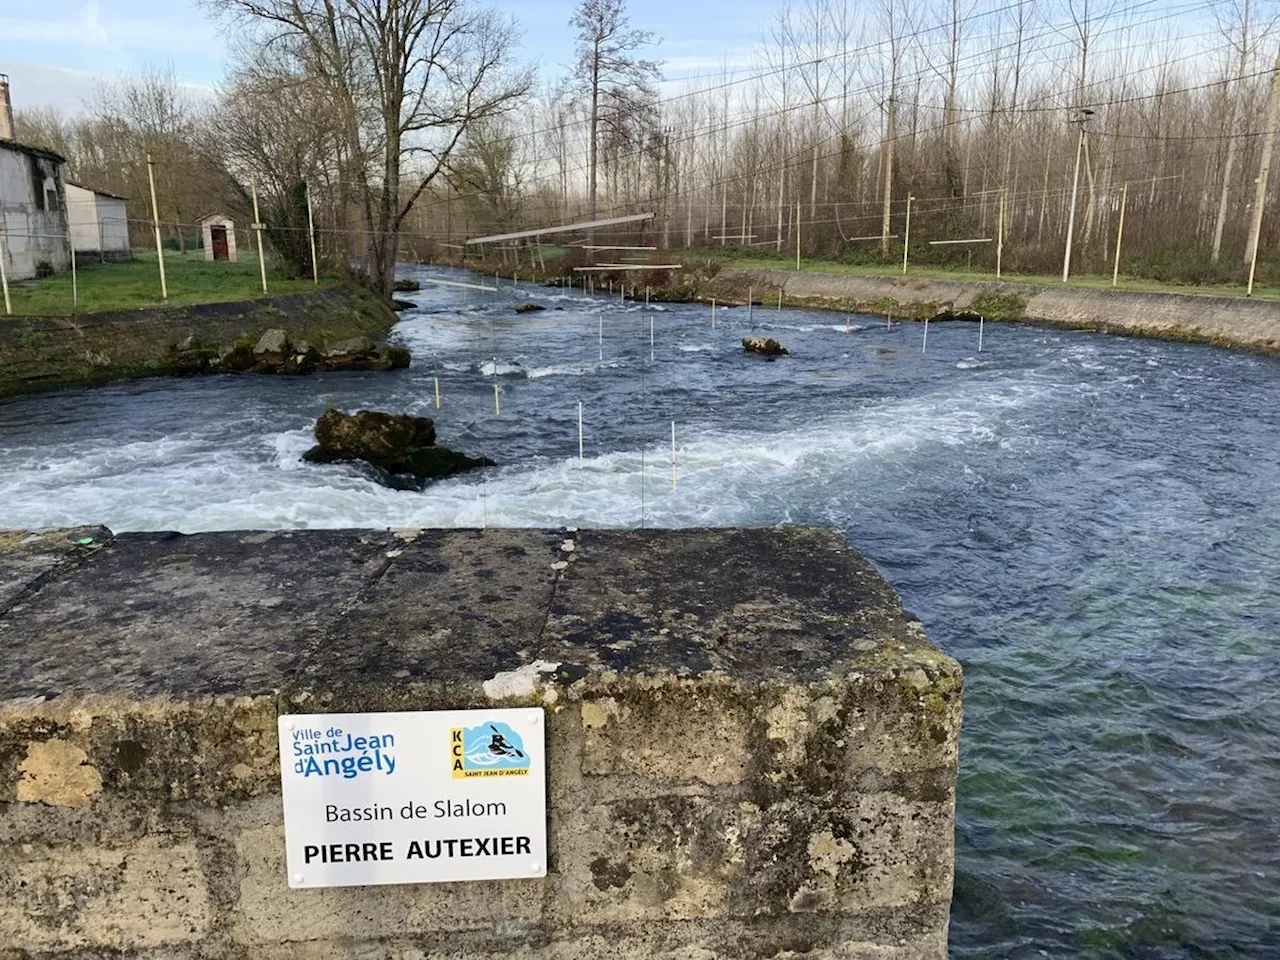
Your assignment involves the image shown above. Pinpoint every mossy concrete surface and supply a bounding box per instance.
[0,526,962,959]
[701,267,1280,353]
[0,284,399,399]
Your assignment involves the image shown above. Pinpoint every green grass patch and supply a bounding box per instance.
[716,255,1280,301]
[5,251,339,316]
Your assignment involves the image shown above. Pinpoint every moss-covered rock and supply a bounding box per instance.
[302,408,493,489]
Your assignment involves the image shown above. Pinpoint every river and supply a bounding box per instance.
[1,265,1277,957]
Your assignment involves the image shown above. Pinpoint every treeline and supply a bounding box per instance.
[17,0,1280,290]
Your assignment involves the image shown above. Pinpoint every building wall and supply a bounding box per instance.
[64,183,99,253]
[0,145,69,280]
[65,185,131,261]
[97,196,130,256]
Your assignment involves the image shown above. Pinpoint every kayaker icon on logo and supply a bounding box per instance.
[451,721,531,779]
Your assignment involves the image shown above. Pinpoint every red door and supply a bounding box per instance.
[210,225,229,261]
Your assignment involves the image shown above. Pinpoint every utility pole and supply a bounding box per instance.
[305,182,319,284]
[1247,45,1280,296]
[1112,182,1128,288]
[1062,108,1093,283]
[996,189,1005,280]
[251,179,268,295]
[147,154,168,302]
[902,193,913,274]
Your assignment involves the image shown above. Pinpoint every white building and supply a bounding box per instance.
[0,74,70,281]
[199,213,238,263]
[65,182,131,262]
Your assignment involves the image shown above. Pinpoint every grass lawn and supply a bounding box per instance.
[717,255,1280,301]
[4,251,337,316]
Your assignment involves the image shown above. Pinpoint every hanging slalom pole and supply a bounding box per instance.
[978,315,984,352]
[844,299,851,333]
[748,285,753,324]
[645,284,650,305]
[778,288,783,311]
[887,311,892,331]
[578,402,584,467]
[711,297,716,329]
[433,361,441,409]
[670,421,677,488]
[598,312,603,362]
[650,315,655,363]
[492,358,501,415]
[922,318,929,354]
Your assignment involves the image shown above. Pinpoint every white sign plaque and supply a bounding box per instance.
[277,708,547,888]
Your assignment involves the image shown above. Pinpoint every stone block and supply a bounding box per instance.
[0,836,211,950]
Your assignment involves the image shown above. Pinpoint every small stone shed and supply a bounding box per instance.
[199,213,238,262]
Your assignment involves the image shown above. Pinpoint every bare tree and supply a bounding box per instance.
[570,0,662,236]
[207,0,530,298]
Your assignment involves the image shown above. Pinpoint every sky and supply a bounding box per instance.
[0,0,776,114]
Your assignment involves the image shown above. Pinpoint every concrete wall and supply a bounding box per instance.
[0,143,69,280]
[0,526,963,959]
[705,267,1280,354]
[0,283,398,397]
[65,184,130,259]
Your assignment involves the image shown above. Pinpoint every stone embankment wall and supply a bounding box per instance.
[701,267,1280,354]
[0,526,962,959]
[0,284,398,398]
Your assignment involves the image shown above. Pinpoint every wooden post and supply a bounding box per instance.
[251,179,268,294]
[1112,182,1128,288]
[902,194,913,275]
[146,153,168,302]
[305,182,319,284]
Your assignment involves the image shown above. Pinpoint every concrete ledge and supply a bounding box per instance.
[0,527,962,959]
[709,267,1280,353]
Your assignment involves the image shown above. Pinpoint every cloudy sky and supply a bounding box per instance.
[0,0,774,114]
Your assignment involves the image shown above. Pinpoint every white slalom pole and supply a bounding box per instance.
[671,421,677,488]
[650,315,655,362]
[978,315,984,352]
[578,402,584,467]
[748,286,753,323]
[645,284,650,305]
[598,312,603,362]
[922,318,929,354]
[711,297,716,329]
[778,288,783,311]
[493,358,501,415]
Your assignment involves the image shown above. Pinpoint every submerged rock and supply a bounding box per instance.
[393,278,421,292]
[743,336,789,357]
[514,303,545,314]
[302,408,493,489]
[392,298,416,311]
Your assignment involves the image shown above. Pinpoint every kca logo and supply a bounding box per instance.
[451,721,531,779]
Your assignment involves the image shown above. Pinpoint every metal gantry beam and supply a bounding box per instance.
[465,213,655,245]
[573,264,684,271]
